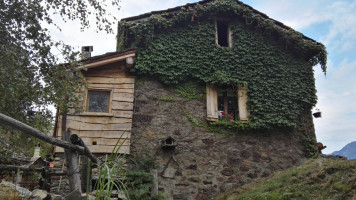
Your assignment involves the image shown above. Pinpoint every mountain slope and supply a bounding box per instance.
[331,141,356,159]
[215,158,356,200]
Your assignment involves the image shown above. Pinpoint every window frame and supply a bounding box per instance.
[206,85,249,122]
[215,19,232,48]
[83,88,113,116]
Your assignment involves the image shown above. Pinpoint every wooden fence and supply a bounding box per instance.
[0,113,97,193]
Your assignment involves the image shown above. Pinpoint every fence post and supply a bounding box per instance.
[81,156,92,193]
[63,130,82,193]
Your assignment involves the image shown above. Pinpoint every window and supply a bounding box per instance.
[206,85,248,122]
[218,87,237,120]
[216,20,231,47]
[85,90,111,113]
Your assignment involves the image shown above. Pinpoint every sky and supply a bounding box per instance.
[50,0,356,154]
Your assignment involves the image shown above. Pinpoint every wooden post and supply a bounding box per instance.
[151,169,158,196]
[81,156,92,193]
[71,134,94,193]
[63,130,82,193]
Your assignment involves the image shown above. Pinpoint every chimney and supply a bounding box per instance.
[81,46,93,60]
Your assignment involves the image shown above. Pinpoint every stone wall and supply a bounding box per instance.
[130,79,316,200]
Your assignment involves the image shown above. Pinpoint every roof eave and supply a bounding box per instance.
[78,50,136,70]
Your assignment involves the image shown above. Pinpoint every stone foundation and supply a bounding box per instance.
[130,79,316,200]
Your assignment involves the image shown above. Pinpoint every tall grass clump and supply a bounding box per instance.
[94,135,129,200]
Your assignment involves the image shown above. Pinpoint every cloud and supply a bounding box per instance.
[242,0,327,29]
[47,0,194,57]
[314,58,356,153]
[118,0,194,19]
[242,0,356,153]
[244,0,356,53]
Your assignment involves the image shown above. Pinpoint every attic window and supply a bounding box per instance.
[86,90,111,113]
[216,20,230,47]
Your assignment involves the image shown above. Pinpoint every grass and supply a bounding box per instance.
[93,134,129,200]
[215,158,356,200]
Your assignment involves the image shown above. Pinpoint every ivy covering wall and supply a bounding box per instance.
[117,0,326,130]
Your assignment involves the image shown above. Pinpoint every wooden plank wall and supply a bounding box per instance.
[55,63,134,154]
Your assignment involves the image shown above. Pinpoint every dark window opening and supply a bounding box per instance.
[92,141,97,145]
[217,21,229,47]
[218,87,237,120]
[86,90,110,113]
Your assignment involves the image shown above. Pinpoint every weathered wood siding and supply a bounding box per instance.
[55,63,134,154]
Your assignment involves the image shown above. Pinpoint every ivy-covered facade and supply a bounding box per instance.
[118,0,326,131]
[115,0,324,199]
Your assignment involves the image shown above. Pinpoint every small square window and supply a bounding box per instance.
[86,90,111,113]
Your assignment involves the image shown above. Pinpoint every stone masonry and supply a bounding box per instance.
[130,79,315,200]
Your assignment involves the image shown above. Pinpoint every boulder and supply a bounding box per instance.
[29,189,51,200]
[0,181,31,199]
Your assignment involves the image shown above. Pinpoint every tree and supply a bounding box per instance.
[0,0,120,158]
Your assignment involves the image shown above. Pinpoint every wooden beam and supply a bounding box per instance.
[57,130,131,139]
[80,52,135,70]
[0,113,98,164]
[87,83,135,89]
[0,164,62,172]
[66,116,132,124]
[85,77,134,84]
[65,120,132,131]
[0,113,85,154]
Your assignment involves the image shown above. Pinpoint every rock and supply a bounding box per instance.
[186,164,197,170]
[0,181,31,199]
[221,168,234,176]
[320,154,347,160]
[51,194,65,200]
[0,181,22,200]
[65,190,86,200]
[29,189,51,200]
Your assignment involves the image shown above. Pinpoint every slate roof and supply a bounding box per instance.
[121,0,318,43]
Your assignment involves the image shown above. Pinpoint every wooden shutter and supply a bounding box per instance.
[238,87,249,121]
[206,85,219,121]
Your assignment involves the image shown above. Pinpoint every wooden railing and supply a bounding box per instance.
[0,113,97,193]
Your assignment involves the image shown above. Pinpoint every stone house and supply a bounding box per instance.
[54,0,327,199]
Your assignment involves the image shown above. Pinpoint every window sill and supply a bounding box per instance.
[216,45,232,49]
[79,112,114,117]
[207,118,250,123]
[207,117,219,122]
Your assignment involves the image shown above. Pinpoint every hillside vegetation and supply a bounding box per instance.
[215,158,356,200]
